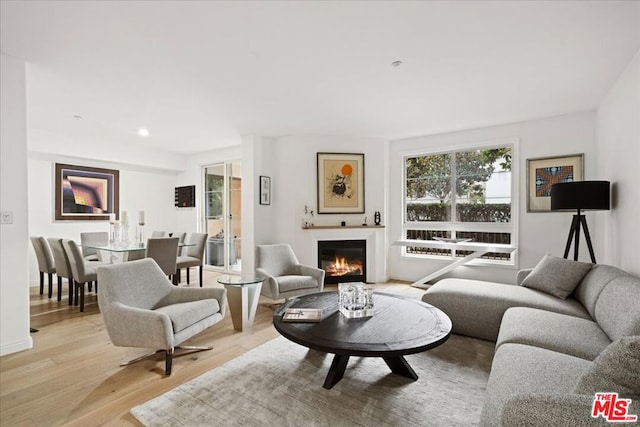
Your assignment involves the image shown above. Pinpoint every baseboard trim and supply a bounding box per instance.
[1,336,33,356]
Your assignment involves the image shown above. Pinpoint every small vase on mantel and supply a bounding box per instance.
[302,205,315,228]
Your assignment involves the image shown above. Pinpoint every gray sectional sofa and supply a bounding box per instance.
[422,256,640,426]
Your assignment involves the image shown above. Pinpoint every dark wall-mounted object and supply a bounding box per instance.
[175,185,196,208]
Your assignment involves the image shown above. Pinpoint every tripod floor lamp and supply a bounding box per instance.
[550,181,610,264]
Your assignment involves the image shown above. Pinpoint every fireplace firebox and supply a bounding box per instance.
[318,240,366,284]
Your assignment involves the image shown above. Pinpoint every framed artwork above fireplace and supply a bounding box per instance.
[317,152,365,214]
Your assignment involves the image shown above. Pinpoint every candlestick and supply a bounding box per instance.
[121,210,129,226]
[138,210,145,226]
[109,213,116,224]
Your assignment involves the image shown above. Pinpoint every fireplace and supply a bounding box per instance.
[318,240,366,284]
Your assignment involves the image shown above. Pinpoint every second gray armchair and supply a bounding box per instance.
[255,243,325,301]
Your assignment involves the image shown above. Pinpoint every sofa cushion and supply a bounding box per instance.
[573,336,640,397]
[520,254,593,299]
[573,264,629,318]
[422,279,590,341]
[593,275,640,342]
[497,307,611,361]
[155,299,220,333]
[479,343,592,426]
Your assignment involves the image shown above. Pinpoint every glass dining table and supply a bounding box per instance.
[82,242,195,263]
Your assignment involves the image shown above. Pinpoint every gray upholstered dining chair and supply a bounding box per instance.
[145,237,179,284]
[176,232,207,286]
[47,237,74,304]
[30,236,56,298]
[255,243,325,301]
[80,232,108,262]
[97,258,227,375]
[62,239,107,312]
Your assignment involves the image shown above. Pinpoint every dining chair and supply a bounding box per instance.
[47,237,74,304]
[256,243,325,301]
[176,232,207,286]
[30,236,56,298]
[145,237,179,284]
[80,232,108,262]
[62,239,107,312]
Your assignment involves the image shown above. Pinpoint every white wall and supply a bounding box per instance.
[27,147,185,286]
[267,135,388,268]
[388,111,598,284]
[596,50,640,277]
[1,53,32,355]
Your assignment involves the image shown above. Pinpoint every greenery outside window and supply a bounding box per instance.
[404,144,515,263]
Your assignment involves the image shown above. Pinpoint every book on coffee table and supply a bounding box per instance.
[282,308,323,323]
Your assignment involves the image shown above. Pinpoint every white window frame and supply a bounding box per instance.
[401,138,519,267]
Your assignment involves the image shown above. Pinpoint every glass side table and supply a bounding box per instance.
[217,275,264,332]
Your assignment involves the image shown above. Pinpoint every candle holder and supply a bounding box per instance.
[137,223,145,246]
[122,224,130,244]
[112,222,123,244]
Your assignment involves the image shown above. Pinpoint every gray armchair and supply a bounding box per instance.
[256,243,325,300]
[97,258,227,375]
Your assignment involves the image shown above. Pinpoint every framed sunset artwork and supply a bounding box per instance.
[54,163,119,221]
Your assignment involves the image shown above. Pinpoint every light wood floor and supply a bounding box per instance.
[0,271,418,426]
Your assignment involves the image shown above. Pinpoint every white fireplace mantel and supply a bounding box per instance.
[307,227,387,283]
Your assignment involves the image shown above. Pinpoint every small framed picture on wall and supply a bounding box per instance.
[526,153,584,212]
[259,175,271,205]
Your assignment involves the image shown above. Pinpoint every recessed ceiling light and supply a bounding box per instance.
[391,60,403,67]
[137,128,150,137]
[73,115,83,119]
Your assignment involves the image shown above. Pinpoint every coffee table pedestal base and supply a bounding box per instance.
[322,354,418,389]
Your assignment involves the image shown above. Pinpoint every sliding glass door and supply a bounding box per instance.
[203,161,241,272]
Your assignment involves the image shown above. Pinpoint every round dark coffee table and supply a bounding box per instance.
[273,291,452,389]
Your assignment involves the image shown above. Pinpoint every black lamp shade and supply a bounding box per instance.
[550,181,610,211]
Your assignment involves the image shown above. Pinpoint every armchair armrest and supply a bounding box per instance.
[159,287,228,319]
[299,265,325,287]
[103,302,174,349]
[256,267,278,298]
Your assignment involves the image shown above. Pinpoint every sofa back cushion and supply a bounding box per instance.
[573,264,626,318]
[594,274,640,341]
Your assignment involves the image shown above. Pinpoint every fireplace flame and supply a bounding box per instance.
[326,256,363,276]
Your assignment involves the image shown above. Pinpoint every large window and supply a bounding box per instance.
[404,144,514,263]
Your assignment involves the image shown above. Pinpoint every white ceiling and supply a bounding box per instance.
[1,1,639,155]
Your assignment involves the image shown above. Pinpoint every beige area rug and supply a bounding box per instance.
[131,334,494,426]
